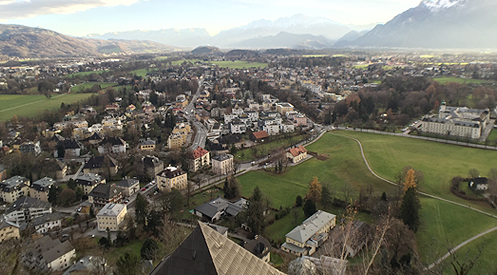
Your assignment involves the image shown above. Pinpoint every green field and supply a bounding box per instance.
[238,131,497,273]
[65,70,109,78]
[234,135,306,161]
[130,68,158,77]
[0,93,95,121]
[433,77,494,85]
[168,59,268,69]
[71,82,117,93]
[352,64,369,69]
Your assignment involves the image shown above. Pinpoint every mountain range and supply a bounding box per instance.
[1,0,496,58]
[0,24,180,58]
[345,0,497,49]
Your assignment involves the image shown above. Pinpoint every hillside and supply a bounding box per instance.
[0,24,178,58]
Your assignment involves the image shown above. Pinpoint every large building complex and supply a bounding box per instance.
[420,102,490,140]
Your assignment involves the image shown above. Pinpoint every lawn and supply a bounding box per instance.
[486,129,497,144]
[107,239,144,264]
[265,207,306,244]
[130,68,158,77]
[71,82,117,93]
[65,70,109,78]
[239,131,497,273]
[433,77,494,85]
[210,60,268,69]
[0,93,95,121]
[234,134,307,161]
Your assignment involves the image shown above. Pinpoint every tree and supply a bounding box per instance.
[295,195,303,207]
[307,176,322,203]
[48,186,60,205]
[67,179,77,190]
[135,193,149,228]
[56,144,65,158]
[399,187,421,232]
[403,169,417,191]
[58,188,76,206]
[243,186,265,236]
[141,238,160,261]
[115,252,143,275]
[146,210,163,237]
[321,184,333,209]
[303,199,316,218]
[158,188,184,213]
[223,176,241,199]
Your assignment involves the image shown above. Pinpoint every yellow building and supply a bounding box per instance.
[139,139,156,151]
[276,102,294,115]
[0,176,30,204]
[97,203,127,231]
[189,147,210,172]
[0,220,20,243]
[167,133,186,149]
[156,166,188,192]
[286,145,308,164]
[29,177,55,202]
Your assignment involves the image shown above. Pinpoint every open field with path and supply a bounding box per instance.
[239,131,497,273]
[0,93,95,121]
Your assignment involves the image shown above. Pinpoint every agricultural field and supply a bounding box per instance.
[238,131,497,273]
[0,93,95,121]
[65,70,109,78]
[433,77,494,85]
[130,68,158,77]
[70,82,117,93]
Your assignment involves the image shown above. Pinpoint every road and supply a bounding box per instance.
[186,81,208,151]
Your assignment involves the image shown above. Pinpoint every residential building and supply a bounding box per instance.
[276,102,294,115]
[0,220,20,243]
[193,197,247,223]
[88,184,124,208]
[96,203,127,231]
[420,102,490,140]
[281,210,336,256]
[139,139,156,151]
[230,120,246,134]
[0,176,30,203]
[250,131,269,142]
[19,141,41,155]
[58,139,83,158]
[31,212,64,234]
[211,154,234,175]
[293,115,308,126]
[280,123,295,133]
[82,155,119,176]
[287,145,308,163]
[143,155,164,179]
[23,235,76,272]
[243,235,272,263]
[167,132,186,149]
[150,222,285,275]
[115,178,140,197]
[189,147,210,173]
[75,174,106,195]
[30,177,55,202]
[97,137,127,154]
[156,166,188,192]
[5,196,52,223]
[263,124,280,136]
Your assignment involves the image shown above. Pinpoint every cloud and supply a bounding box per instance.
[0,0,140,20]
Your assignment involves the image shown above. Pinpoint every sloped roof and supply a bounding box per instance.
[286,210,336,244]
[83,156,118,169]
[288,145,307,157]
[252,131,269,139]
[7,196,51,214]
[191,147,209,159]
[151,222,285,275]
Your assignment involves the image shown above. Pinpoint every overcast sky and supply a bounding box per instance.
[0,0,423,36]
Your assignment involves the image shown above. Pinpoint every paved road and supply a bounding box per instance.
[332,132,497,269]
[186,82,208,151]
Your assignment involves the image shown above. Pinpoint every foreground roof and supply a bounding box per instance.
[151,222,285,275]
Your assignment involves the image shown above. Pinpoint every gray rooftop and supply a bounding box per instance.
[96,203,126,217]
[115,178,139,188]
[31,212,65,227]
[194,197,229,220]
[211,154,233,162]
[1,176,29,192]
[31,177,55,192]
[76,173,103,185]
[286,210,336,244]
[7,196,51,214]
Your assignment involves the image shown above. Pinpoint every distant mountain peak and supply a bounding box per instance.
[420,0,465,11]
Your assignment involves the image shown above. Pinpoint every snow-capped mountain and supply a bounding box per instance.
[342,0,497,49]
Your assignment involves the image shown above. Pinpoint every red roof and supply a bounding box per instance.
[288,145,307,157]
[192,147,209,159]
[252,131,269,139]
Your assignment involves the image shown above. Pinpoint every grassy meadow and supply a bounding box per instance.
[433,77,494,85]
[71,82,117,93]
[65,70,109,78]
[0,93,95,121]
[238,131,497,273]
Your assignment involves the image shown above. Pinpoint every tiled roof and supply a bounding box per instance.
[252,131,269,139]
[288,145,307,157]
[191,147,209,159]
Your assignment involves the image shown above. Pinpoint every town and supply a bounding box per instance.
[1,49,497,275]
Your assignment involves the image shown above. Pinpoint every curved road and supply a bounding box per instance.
[331,132,497,269]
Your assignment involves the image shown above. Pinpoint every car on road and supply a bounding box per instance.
[141,187,146,191]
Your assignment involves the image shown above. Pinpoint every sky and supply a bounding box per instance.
[0,0,423,37]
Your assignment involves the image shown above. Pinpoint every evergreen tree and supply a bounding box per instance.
[295,195,303,207]
[223,177,241,199]
[115,252,142,275]
[321,185,332,209]
[141,238,160,261]
[303,199,317,218]
[135,193,149,228]
[244,186,265,235]
[399,187,421,232]
[48,186,60,205]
